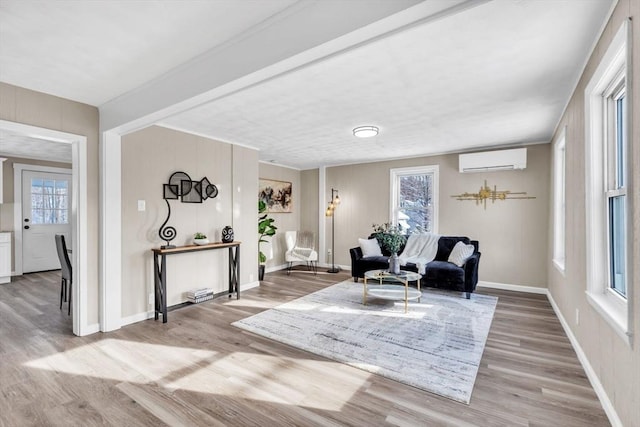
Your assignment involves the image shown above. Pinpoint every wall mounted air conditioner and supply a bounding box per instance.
[458,147,527,173]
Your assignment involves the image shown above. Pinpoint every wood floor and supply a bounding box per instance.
[0,269,610,426]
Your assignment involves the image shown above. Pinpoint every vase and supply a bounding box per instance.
[389,252,400,274]
[222,226,234,243]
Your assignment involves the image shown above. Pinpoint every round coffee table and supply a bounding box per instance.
[363,269,422,313]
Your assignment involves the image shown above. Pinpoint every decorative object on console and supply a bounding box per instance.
[193,232,209,245]
[325,188,341,273]
[222,226,234,243]
[159,171,219,248]
[451,179,535,209]
[259,178,292,213]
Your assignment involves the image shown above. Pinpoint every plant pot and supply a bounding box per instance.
[389,253,400,274]
[193,238,209,245]
[258,265,265,281]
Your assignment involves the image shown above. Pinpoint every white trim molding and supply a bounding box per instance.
[546,292,623,427]
[477,280,548,295]
[1,120,89,337]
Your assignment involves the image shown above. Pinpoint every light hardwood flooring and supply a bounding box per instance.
[0,268,610,426]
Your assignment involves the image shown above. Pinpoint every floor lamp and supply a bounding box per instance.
[325,188,341,273]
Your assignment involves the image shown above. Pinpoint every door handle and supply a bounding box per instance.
[24,218,30,222]
[24,225,30,230]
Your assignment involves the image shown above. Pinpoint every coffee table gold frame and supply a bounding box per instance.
[363,269,422,313]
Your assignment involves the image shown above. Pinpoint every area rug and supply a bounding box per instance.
[232,280,497,404]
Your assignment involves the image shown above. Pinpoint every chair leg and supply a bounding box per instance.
[287,262,292,275]
[313,261,317,275]
[68,280,72,315]
[60,278,65,309]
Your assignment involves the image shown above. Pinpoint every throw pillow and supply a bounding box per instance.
[448,241,475,267]
[359,238,383,257]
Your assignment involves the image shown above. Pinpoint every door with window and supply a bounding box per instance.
[22,170,71,273]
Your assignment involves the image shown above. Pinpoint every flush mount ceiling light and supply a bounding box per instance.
[353,126,379,138]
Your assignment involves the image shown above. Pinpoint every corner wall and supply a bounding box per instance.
[0,83,100,325]
[325,143,550,287]
[547,1,640,425]
[121,126,258,318]
[258,163,301,269]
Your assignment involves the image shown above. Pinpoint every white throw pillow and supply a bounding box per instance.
[359,238,383,257]
[448,241,475,267]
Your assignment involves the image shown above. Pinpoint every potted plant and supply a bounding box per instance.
[372,223,406,274]
[258,200,277,280]
[193,232,209,245]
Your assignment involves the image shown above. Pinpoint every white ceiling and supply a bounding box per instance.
[0,130,71,163]
[0,0,615,169]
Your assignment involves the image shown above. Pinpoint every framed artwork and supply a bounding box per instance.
[259,178,292,213]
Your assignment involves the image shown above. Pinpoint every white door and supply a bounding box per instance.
[22,170,72,273]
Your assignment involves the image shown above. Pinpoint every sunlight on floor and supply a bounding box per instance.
[23,339,368,411]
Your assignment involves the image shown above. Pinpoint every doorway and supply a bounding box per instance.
[21,169,72,273]
[1,119,89,336]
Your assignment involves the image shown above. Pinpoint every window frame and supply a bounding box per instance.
[552,128,566,273]
[584,20,631,345]
[389,165,439,234]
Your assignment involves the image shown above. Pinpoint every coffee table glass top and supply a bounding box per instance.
[364,269,421,282]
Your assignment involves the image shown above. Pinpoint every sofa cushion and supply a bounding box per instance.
[362,255,389,264]
[359,238,383,257]
[435,236,471,261]
[448,241,475,267]
[424,260,465,288]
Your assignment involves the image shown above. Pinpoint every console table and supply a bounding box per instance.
[151,241,241,323]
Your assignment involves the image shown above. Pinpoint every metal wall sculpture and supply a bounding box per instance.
[159,171,218,248]
[451,179,535,210]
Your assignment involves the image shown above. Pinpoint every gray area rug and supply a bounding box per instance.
[233,280,497,404]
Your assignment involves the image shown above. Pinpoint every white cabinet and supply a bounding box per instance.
[0,232,11,283]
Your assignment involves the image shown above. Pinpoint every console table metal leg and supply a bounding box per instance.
[228,246,240,299]
[160,254,167,323]
[153,254,160,320]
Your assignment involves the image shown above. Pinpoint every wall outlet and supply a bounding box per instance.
[327,249,332,255]
[138,200,146,211]
[148,293,154,305]
[575,308,580,325]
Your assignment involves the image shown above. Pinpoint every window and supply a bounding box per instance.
[31,178,69,224]
[552,129,566,272]
[607,84,626,297]
[390,165,439,233]
[584,21,630,343]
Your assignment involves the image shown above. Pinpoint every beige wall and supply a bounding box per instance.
[547,1,640,425]
[0,156,71,271]
[258,163,301,269]
[121,126,258,317]
[324,143,550,287]
[300,168,320,252]
[0,83,100,326]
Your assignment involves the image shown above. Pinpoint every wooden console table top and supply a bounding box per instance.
[152,241,241,255]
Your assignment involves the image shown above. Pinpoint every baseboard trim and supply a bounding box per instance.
[546,292,623,427]
[477,280,548,294]
[243,280,260,291]
[121,310,155,327]
[120,282,261,327]
[83,323,100,335]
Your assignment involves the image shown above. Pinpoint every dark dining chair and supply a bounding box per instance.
[55,234,72,315]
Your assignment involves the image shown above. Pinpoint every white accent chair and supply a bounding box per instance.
[284,231,318,275]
